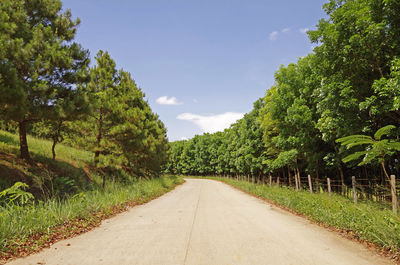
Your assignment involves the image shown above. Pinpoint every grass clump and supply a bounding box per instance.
[209,177,400,251]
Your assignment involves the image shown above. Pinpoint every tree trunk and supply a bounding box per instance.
[94,110,103,166]
[52,139,57,160]
[338,163,345,195]
[381,160,390,180]
[52,121,64,161]
[18,120,31,161]
[295,160,301,189]
[282,168,286,185]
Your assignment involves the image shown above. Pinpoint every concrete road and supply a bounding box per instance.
[8,179,392,265]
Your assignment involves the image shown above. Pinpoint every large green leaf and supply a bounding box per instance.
[342,151,367,163]
[336,135,373,144]
[374,125,395,140]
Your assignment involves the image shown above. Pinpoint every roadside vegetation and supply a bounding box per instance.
[208,177,400,252]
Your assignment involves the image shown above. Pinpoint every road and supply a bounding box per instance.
[8,178,392,265]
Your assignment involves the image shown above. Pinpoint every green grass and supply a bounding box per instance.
[204,176,400,251]
[0,130,92,164]
[0,175,183,252]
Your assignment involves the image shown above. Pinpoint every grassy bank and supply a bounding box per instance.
[205,177,400,252]
[0,175,183,258]
[0,130,93,198]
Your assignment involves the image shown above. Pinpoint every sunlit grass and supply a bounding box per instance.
[0,130,92,164]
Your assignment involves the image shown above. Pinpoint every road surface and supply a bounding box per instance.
[8,178,392,265]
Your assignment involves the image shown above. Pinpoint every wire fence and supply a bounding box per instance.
[237,173,399,214]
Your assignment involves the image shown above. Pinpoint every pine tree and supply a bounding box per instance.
[0,0,90,161]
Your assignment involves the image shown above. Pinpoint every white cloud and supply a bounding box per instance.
[269,31,279,41]
[177,112,244,133]
[282,28,290,33]
[299,28,309,34]
[180,137,188,141]
[156,96,183,105]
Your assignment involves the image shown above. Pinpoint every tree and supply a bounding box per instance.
[83,50,118,167]
[0,0,90,161]
[309,0,400,135]
[336,125,400,180]
[361,58,400,126]
[32,84,90,160]
[108,70,169,176]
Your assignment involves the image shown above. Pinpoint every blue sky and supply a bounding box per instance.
[62,0,327,141]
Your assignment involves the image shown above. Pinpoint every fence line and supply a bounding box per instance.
[227,173,399,214]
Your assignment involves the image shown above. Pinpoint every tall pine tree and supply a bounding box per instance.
[0,0,89,161]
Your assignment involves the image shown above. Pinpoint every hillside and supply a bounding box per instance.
[0,130,93,198]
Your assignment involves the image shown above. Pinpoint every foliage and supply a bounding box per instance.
[67,52,169,181]
[337,125,400,178]
[166,99,266,176]
[0,182,34,206]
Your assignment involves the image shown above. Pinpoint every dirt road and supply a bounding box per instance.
[8,179,392,265]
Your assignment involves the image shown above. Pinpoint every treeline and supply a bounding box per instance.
[166,0,400,188]
[0,0,168,178]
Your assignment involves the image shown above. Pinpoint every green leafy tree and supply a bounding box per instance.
[361,58,400,126]
[0,0,89,161]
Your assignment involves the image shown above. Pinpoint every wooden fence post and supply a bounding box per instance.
[297,171,302,190]
[269,174,272,187]
[352,176,357,204]
[391,175,398,214]
[308,174,313,194]
[327,178,331,199]
[295,172,299,191]
[277,177,280,186]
